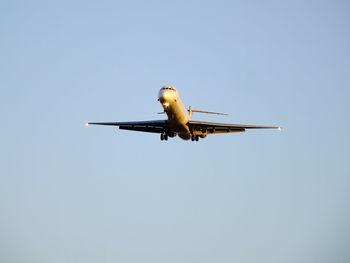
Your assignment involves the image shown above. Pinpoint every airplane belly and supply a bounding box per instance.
[166,100,190,133]
[178,133,191,140]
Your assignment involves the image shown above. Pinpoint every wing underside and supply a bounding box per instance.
[188,120,280,134]
[87,120,167,134]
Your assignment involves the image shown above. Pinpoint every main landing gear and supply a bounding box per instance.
[161,133,199,141]
[191,135,199,141]
[160,133,168,141]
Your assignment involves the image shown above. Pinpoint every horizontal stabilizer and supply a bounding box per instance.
[191,109,228,116]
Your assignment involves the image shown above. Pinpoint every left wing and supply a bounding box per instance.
[86,120,168,134]
[188,120,281,134]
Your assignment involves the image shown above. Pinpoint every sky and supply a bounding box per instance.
[1,0,350,262]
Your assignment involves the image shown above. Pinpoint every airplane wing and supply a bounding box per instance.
[188,120,281,134]
[86,120,167,134]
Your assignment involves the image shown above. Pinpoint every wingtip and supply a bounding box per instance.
[278,126,283,131]
[85,122,90,126]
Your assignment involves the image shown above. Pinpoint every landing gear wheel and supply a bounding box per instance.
[195,135,199,141]
[161,133,168,141]
[191,135,195,141]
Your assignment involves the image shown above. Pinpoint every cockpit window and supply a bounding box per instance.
[162,86,176,92]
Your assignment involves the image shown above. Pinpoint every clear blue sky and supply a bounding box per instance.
[1,1,349,262]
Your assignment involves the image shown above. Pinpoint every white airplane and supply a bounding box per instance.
[86,86,281,141]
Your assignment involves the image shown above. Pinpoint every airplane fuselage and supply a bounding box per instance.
[158,86,193,140]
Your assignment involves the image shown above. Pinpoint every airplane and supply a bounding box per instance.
[86,86,281,141]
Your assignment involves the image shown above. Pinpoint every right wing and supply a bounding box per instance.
[86,120,168,134]
[188,120,281,134]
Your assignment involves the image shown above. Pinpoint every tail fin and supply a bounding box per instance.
[188,106,228,118]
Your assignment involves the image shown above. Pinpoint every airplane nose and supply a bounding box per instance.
[158,90,173,102]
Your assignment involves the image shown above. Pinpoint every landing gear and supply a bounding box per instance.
[160,133,168,141]
[191,134,199,142]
